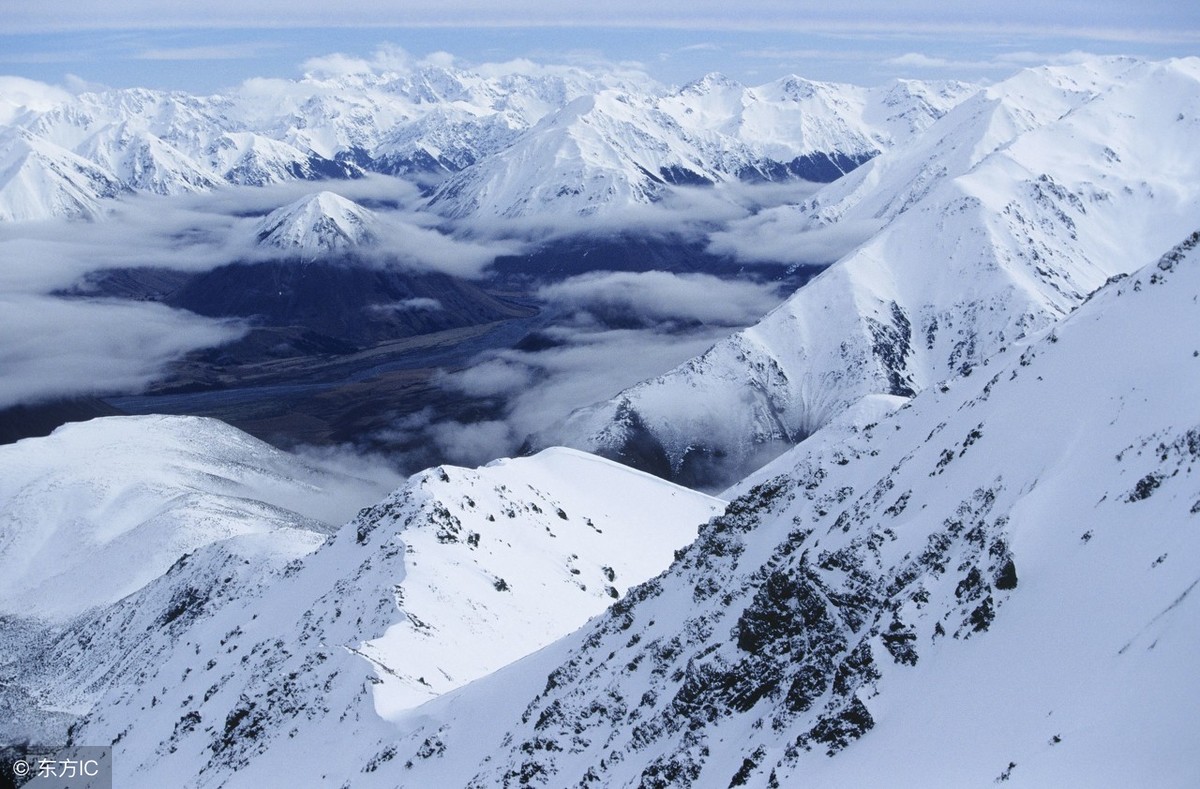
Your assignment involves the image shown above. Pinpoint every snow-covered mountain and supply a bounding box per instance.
[0,415,389,623]
[535,57,1200,489]
[0,128,126,221]
[2,430,721,777]
[3,55,1198,789]
[0,414,401,744]
[0,60,973,222]
[381,230,1200,787]
[660,73,973,181]
[427,76,973,222]
[253,190,379,255]
[37,223,1200,787]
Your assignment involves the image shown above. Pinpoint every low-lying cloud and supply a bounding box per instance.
[538,270,784,327]
[453,180,822,245]
[0,295,244,409]
[708,206,882,265]
[0,176,536,410]
[404,321,744,468]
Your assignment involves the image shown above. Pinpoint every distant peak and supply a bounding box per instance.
[254,191,378,256]
[679,72,744,94]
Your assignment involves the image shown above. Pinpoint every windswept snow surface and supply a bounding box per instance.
[29,231,1200,788]
[0,415,390,622]
[536,57,1200,490]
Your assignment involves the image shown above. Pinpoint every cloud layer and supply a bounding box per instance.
[0,175,527,408]
[538,271,784,327]
[397,271,789,467]
[0,295,244,409]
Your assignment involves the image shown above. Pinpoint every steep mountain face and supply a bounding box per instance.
[0,62,974,222]
[74,122,221,195]
[535,57,1200,490]
[5,441,721,784]
[382,231,1200,788]
[45,222,1200,789]
[426,90,718,220]
[253,191,379,255]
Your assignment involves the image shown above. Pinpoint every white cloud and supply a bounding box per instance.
[708,206,882,265]
[427,321,741,464]
[0,76,74,123]
[884,53,988,70]
[0,178,521,292]
[426,419,516,467]
[538,271,783,327]
[0,295,243,409]
[882,50,1104,72]
[455,181,817,245]
[283,443,405,524]
[439,359,535,398]
[368,297,444,313]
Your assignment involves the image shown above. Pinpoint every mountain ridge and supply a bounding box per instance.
[0,61,975,222]
[532,56,1200,490]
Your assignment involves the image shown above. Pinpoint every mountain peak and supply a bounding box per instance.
[678,72,744,95]
[254,190,378,255]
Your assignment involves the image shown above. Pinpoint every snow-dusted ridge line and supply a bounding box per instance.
[0,61,975,222]
[46,211,1199,789]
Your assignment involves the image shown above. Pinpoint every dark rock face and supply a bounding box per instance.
[868,301,917,398]
[433,424,1026,787]
[738,151,878,184]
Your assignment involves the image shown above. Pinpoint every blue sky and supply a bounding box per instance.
[1,1,1198,92]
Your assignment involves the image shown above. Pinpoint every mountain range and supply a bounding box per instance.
[1,55,1197,788]
[535,57,1200,489]
[0,64,972,223]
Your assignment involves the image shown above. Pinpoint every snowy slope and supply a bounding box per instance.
[74,122,221,196]
[0,414,401,745]
[0,415,393,622]
[536,57,1200,490]
[0,128,125,221]
[382,230,1200,787]
[253,190,379,255]
[17,447,721,785]
[0,62,622,221]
